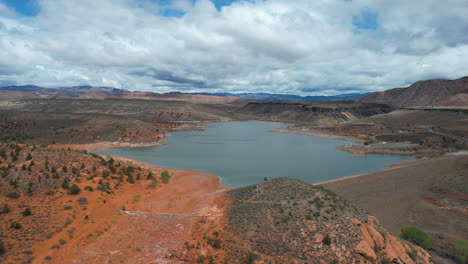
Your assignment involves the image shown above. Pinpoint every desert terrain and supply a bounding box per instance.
[0,77,467,264]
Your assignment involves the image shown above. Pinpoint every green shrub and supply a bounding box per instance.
[67,184,81,195]
[151,179,158,187]
[453,240,468,263]
[161,170,170,183]
[61,178,70,189]
[22,208,32,216]
[133,194,142,201]
[246,251,258,264]
[121,205,126,211]
[84,186,93,192]
[400,226,432,249]
[10,222,21,229]
[102,170,110,178]
[322,234,332,246]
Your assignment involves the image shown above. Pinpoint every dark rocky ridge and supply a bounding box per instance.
[359,77,468,107]
[238,101,394,124]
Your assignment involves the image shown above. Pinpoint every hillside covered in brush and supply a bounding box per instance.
[223,178,432,264]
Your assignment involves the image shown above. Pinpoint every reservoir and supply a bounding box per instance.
[96,121,415,187]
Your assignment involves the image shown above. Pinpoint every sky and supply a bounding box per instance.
[0,0,467,95]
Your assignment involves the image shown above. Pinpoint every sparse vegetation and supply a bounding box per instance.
[400,226,432,249]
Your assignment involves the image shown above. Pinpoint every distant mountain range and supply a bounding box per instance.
[359,76,468,107]
[2,76,467,107]
[0,84,369,101]
[168,92,369,101]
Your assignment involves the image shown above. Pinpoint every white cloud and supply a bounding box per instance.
[0,0,467,95]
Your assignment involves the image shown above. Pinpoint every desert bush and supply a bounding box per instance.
[161,170,171,183]
[102,170,110,178]
[61,178,70,189]
[10,222,21,229]
[45,191,55,196]
[322,234,332,245]
[151,179,158,187]
[133,194,141,201]
[67,184,81,195]
[84,186,93,192]
[126,175,135,184]
[6,192,19,199]
[400,226,432,249]
[197,256,204,263]
[22,208,32,216]
[121,205,126,211]
[0,239,5,255]
[64,205,73,210]
[246,251,258,264]
[453,240,468,263]
[1,204,10,213]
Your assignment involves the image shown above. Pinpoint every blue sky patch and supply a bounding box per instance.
[352,8,378,30]
[1,0,39,16]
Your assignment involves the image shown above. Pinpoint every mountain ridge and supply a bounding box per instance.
[359,76,468,107]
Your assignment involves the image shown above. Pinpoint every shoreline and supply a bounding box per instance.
[267,127,363,143]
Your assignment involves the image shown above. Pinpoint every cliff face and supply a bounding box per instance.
[223,178,432,264]
[238,101,394,124]
[359,77,468,107]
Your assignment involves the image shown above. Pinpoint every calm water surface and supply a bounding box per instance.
[96,121,414,187]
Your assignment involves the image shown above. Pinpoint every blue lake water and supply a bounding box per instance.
[96,121,414,187]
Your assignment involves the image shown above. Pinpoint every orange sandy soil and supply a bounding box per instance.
[30,158,228,264]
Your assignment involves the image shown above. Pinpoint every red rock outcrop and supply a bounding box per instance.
[352,216,432,264]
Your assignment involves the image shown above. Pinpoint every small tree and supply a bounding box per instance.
[25,152,32,160]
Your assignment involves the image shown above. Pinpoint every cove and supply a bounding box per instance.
[95,121,415,188]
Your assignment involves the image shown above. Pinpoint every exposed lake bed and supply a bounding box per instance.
[96,121,415,187]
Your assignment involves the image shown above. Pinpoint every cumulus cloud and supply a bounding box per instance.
[0,0,467,95]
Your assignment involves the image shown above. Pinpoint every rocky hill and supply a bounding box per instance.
[359,77,468,107]
[223,178,432,263]
[238,101,394,125]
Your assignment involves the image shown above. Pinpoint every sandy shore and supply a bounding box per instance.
[52,140,167,152]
